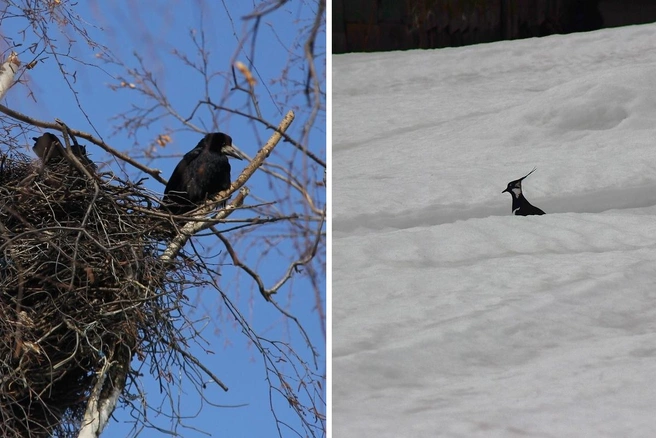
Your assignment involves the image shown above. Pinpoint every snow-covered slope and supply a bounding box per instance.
[333,23,656,437]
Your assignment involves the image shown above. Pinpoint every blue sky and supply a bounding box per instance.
[1,1,325,436]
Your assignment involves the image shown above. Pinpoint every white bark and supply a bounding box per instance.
[97,385,122,435]
[0,52,20,100]
[78,358,121,438]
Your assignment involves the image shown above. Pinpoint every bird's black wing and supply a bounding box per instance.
[182,144,205,162]
[70,144,97,170]
[517,203,545,216]
[161,146,207,214]
[528,205,546,215]
[163,147,203,195]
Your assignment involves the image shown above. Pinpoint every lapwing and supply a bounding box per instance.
[502,168,545,216]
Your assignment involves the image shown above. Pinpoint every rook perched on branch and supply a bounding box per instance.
[161,132,245,215]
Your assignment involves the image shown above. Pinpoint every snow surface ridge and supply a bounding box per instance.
[335,185,656,237]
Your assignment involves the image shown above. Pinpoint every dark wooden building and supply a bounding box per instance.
[334,0,656,53]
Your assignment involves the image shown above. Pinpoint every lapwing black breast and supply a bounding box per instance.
[502,167,545,216]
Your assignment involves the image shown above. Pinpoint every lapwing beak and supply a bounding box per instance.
[502,188,509,194]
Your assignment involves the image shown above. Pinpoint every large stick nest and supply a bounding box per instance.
[0,151,179,436]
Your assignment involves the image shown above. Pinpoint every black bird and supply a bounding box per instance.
[32,133,96,170]
[502,168,545,216]
[161,132,245,215]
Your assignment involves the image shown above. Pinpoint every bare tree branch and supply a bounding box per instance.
[0,52,20,101]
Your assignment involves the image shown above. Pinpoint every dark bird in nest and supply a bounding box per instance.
[160,132,245,215]
[32,132,97,171]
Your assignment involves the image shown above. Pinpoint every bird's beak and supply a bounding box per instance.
[502,188,509,194]
[224,144,246,160]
